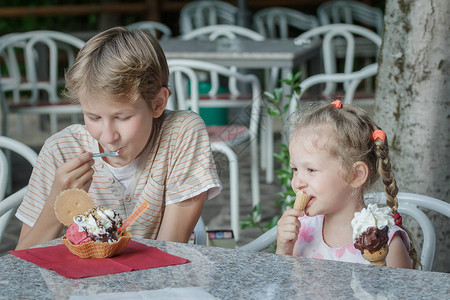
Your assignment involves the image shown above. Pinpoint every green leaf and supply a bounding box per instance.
[267,107,281,117]
[264,91,275,100]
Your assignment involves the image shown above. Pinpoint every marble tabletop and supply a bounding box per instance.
[1,238,448,299]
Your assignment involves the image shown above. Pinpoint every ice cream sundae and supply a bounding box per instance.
[54,188,132,258]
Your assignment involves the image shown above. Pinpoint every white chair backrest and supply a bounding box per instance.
[241,192,449,271]
[293,24,381,97]
[179,0,238,35]
[0,136,38,243]
[125,21,172,40]
[317,0,384,35]
[0,31,84,105]
[181,24,265,41]
[288,63,378,116]
[253,7,319,39]
[167,59,262,139]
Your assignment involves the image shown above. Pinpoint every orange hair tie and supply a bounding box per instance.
[372,130,386,142]
[331,100,342,109]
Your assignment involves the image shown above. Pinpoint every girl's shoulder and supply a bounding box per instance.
[388,225,411,251]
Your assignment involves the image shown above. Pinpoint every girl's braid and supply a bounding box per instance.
[372,132,399,213]
[371,124,421,269]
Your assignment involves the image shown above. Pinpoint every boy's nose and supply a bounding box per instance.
[100,124,119,144]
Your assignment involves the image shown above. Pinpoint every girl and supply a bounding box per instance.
[276,100,418,268]
[15,27,222,250]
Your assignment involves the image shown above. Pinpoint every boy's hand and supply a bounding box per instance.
[53,151,95,194]
[276,208,302,255]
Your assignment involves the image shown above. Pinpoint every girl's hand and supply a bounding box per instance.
[276,208,302,255]
[52,151,95,194]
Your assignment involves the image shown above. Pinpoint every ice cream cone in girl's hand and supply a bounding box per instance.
[351,204,393,266]
[293,190,311,212]
[362,246,389,266]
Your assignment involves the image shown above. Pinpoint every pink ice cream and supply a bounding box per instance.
[66,223,94,245]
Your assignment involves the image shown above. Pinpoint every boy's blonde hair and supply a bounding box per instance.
[65,26,169,107]
[290,102,420,268]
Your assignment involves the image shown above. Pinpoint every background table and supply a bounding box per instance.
[1,238,448,299]
[160,38,320,74]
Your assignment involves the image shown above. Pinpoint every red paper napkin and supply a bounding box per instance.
[10,240,190,279]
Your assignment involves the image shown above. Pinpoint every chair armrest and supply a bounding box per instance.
[0,187,27,216]
[193,216,207,245]
[239,226,277,251]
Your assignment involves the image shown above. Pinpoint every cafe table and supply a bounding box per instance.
[1,238,448,299]
[160,38,320,78]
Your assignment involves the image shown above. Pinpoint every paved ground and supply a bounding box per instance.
[0,114,283,254]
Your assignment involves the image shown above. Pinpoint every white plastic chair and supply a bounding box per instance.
[180,25,271,186]
[179,0,238,35]
[125,21,172,40]
[293,24,381,99]
[252,6,320,85]
[253,7,319,39]
[240,192,450,271]
[181,24,265,42]
[168,59,262,241]
[0,136,38,244]
[317,0,384,35]
[181,24,264,95]
[0,30,84,136]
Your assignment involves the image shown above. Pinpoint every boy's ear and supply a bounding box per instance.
[350,161,369,189]
[152,87,169,118]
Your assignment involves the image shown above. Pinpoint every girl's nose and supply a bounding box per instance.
[291,174,307,192]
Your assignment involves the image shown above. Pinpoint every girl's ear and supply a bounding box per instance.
[152,87,169,118]
[350,161,369,189]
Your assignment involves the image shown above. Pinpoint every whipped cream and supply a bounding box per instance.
[351,204,393,242]
[73,206,122,243]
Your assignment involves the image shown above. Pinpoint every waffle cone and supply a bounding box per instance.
[62,231,132,258]
[293,190,311,212]
[362,246,389,266]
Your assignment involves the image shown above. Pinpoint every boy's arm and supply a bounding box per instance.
[16,152,94,250]
[156,191,207,243]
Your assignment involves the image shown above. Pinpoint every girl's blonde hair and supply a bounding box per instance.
[65,26,169,107]
[290,101,420,268]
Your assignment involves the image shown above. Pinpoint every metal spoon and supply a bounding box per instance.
[93,151,119,158]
